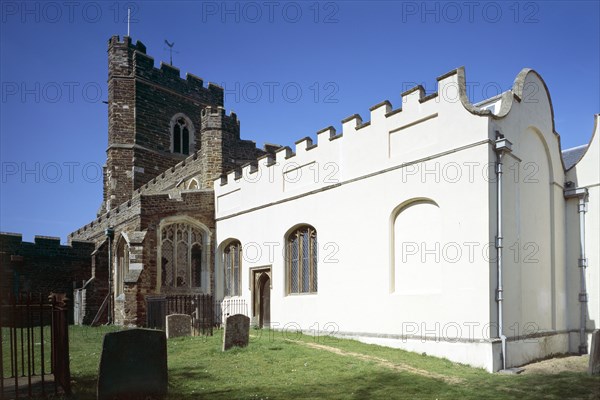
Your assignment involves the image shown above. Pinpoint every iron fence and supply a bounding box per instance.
[146,295,249,335]
[0,293,71,399]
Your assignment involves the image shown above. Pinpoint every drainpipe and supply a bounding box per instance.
[494,135,512,371]
[564,186,589,354]
[105,227,115,324]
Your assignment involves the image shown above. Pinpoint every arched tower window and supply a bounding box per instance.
[170,114,195,155]
[286,225,318,294]
[160,222,204,288]
[223,241,242,297]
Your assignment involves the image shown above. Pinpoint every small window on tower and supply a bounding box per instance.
[173,124,181,153]
[172,117,191,155]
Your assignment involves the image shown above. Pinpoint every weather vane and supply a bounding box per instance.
[164,40,178,65]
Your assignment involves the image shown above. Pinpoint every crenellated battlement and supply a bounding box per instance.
[108,35,224,106]
[216,68,462,184]
[105,35,229,210]
[201,105,239,128]
[214,67,512,216]
[71,147,209,239]
[131,49,224,105]
[108,35,147,53]
[0,232,95,252]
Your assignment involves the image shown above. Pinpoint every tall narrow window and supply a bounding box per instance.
[192,244,202,287]
[172,117,190,155]
[160,222,203,289]
[287,226,317,294]
[223,241,242,297]
[116,237,129,296]
[173,124,181,153]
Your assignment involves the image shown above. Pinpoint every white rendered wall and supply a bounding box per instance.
[492,71,569,366]
[213,69,595,371]
[566,115,600,352]
[215,71,496,369]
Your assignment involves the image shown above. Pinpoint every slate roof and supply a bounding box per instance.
[562,144,588,170]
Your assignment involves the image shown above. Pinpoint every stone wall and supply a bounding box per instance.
[0,233,95,320]
[123,191,216,326]
[67,35,276,327]
[104,35,224,211]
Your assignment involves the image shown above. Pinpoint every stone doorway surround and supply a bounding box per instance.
[250,266,271,328]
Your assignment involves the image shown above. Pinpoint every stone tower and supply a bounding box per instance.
[200,106,242,187]
[103,36,224,212]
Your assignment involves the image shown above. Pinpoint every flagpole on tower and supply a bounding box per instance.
[127,8,131,37]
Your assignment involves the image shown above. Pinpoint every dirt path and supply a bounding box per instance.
[520,355,589,375]
[288,340,464,384]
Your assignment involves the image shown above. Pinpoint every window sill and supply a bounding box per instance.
[286,292,318,297]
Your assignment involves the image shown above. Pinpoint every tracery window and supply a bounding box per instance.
[223,241,242,297]
[160,223,203,288]
[172,117,190,155]
[287,225,318,294]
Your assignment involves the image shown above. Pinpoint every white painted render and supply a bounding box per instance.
[212,68,599,372]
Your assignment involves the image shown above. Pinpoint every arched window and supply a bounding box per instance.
[187,179,199,190]
[116,237,129,296]
[223,241,242,297]
[160,222,203,288]
[286,225,317,294]
[170,114,195,155]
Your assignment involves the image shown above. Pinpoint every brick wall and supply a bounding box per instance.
[0,233,95,320]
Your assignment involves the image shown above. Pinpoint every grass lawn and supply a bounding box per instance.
[5,325,600,399]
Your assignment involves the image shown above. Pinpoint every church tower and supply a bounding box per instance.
[103,36,224,212]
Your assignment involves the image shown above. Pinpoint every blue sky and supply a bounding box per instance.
[1,0,599,243]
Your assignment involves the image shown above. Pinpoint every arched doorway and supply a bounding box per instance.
[251,267,271,328]
[258,273,271,328]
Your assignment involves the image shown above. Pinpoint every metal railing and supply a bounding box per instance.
[0,293,71,399]
[146,295,249,335]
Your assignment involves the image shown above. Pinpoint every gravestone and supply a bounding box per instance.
[97,329,168,400]
[166,314,192,339]
[223,314,250,351]
[589,329,600,375]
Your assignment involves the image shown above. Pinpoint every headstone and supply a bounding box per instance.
[223,314,250,351]
[97,329,168,400]
[589,329,600,375]
[166,314,192,339]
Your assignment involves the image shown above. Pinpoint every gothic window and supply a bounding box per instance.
[160,222,203,288]
[170,114,194,155]
[286,225,317,294]
[187,179,199,190]
[223,241,242,297]
[116,237,129,296]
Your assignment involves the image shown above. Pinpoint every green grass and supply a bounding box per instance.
[4,326,599,399]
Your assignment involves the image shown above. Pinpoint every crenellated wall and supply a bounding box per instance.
[0,233,95,321]
[70,106,268,244]
[214,67,498,369]
[212,66,594,371]
[214,68,492,217]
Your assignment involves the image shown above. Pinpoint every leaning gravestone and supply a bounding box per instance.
[166,314,192,339]
[97,329,168,400]
[223,314,250,351]
[589,329,600,375]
